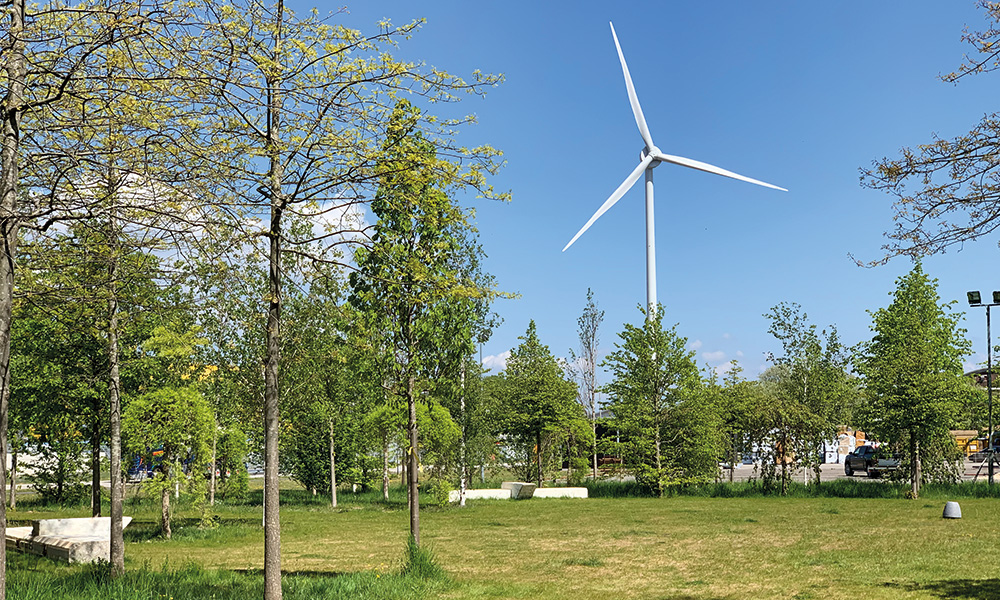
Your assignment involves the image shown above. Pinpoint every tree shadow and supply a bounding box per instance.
[884,578,1000,599]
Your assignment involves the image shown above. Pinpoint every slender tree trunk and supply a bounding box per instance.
[459,363,466,507]
[329,418,337,508]
[91,400,101,517]
[8,446,15,510]
[209,423,216,506]
[107,212,124,577]
[263,4,286,597]
[592,411,598,480]
[0,3,26,595]
[911,432,921,498]
[160,478,171,539]
[536,430,542,487]
[730,433,737,484]
[780,427,789,496]
[407,374,420,546]
[655,426,663,498]
[382,431,389,501]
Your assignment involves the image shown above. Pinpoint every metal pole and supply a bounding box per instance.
[644,166,656,319]
[989,305,994,485]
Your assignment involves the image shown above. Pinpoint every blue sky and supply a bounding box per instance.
[320,1,1000,379]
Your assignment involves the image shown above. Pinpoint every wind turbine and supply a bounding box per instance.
[563,22,786,319]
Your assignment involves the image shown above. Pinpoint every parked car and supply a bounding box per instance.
[844,445,899,478]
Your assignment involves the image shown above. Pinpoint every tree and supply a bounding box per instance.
[860,2,1000,263]
[856,263,971,496]
[763,303,856,486]
[601,305,714,496]
[568,289,604,479]
[122,385,212,538]
[495,320,586,487]
[350,99,501,546]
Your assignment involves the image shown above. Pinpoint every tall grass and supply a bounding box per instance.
[585,477,1000,499]
[8,548,448,600]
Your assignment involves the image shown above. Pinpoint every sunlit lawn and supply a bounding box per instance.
[8,482,1000,599]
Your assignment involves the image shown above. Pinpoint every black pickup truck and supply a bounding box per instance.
[844,445,900,478]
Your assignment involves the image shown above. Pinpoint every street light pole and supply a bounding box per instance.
[988,304,994,485]
[968,290,999,485]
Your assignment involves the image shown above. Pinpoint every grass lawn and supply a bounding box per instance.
[8,484,1000,599]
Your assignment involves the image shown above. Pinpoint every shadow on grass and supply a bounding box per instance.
[884,578,1000,599]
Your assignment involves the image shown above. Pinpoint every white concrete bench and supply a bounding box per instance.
[501,481,537,499]
[532,487,588,499]
[5,516,132,563]
[447,488,512,503]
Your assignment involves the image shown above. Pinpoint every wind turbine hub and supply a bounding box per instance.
[641,146,662,167]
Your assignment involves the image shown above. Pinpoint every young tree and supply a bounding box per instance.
[494,320,586,487]
[602,305,714,496]
[856,263,971,496]
[763,303,855,485]
[568,289,604,479]
[122,386,212,538]
[350,100,502,546]
[860,2,1000,263]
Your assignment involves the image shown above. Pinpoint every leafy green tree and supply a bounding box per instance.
[764,303,856,486]
[856,264,971,496]
[350,100,502,545]
[494,320,586,487]
[601,305,714,496]
[122,386,212,538]
[860,2,1000,263]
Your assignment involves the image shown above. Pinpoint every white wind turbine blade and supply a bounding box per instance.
[610,22,654,152]
[563,155,655,252]
[654,152,788,192]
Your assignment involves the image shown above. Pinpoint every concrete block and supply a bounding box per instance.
[532,487,588,499]
[501,481,537,499]
[447,488,513,503]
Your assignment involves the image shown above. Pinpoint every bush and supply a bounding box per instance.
[420,478,453,508]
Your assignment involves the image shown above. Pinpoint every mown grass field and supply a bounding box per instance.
[8,481,1000,599]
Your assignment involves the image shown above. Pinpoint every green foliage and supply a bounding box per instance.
[490,320,587,485]
[602,305,715,496]
[419,477,454,508]
[122,385,214,534]
[856,263,971,495]
[762,303,857,487]
[218,425,249,503]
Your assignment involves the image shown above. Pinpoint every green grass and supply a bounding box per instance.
[9,481,1000,599]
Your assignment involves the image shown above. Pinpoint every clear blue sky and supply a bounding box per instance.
[309,1,1000,379]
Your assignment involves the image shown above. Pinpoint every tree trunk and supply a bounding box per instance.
[729,434,737,484]
[592,412,598,481]
[0,2,26,595]
[911,433,921,498]
[91,399,101,517]
[209,424,216,506]
[107,213,124,577]
[459,363,467,507]
[329,418,337,508]
[407,374,420,546]
[655,426,663,498]
[160,480,171,539]
[536,430,542,488]
[780,427,789,496]
[382,431,389,501]
[263,3,286,598]
[8,447,15,510]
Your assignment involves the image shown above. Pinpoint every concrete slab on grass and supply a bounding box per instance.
[447,488,513,503]
[501,481,537,499]
[532,487,588,499]
[6,516,132,564]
